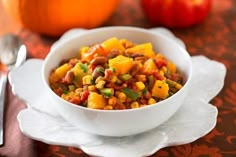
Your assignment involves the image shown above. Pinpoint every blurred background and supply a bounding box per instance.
[0,0,234,60]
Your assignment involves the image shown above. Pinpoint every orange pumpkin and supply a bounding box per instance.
[2,0,120,36]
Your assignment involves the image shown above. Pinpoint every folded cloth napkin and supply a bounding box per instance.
[0,84,36,157]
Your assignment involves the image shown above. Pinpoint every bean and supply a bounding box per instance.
[90,56,107,66]
[68,58,79,67]
[120,39,133,49]
[63,71,74,84]
[130,63,140,76]
[134,56,147,62]
[107,49,122,58]
[92,66,105,79]
[131,53,144,58]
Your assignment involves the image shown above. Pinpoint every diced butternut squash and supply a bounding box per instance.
[108,55,133,75]
[126,43,155,58]
[143,58,157,73]
[101,37,125,54]
[167,61,176,74]
[71,63,87,87]
[87,92,107,109]
[152,80,169,99]
[49,63,70,83]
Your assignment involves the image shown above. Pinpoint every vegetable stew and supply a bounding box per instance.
[49,37,184,110]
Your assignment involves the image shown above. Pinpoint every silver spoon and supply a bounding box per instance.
[0,34,27,146]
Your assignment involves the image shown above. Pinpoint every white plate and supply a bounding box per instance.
[8,28,226,157]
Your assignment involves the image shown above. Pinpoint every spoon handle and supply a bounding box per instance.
[0,74,7,145]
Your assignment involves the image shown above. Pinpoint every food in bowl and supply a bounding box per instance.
[42,27,192,136]
[49,37,184,110]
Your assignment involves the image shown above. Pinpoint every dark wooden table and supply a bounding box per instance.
[0,0,235,156]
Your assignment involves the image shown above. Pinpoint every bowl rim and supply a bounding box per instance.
[42,26,193,113]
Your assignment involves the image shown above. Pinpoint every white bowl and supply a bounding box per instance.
[42,26,192,137]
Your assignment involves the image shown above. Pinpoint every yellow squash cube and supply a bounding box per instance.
[72,63,87,87]
[126,43,155,58]
[108,55,133,74]
[87,92,107,109]
[49,63,70,83]
[101,37,125,54]
[143,58,157,73]
[152,80,169,99]
[167,61,177,74]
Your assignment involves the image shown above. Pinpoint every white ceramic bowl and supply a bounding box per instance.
[42,26,192,137]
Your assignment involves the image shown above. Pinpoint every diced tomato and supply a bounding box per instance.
[140,99,147,105]
[154,59,167,68]
[153,70,165,80]
[69,97,81,105]
[104,69,113,80]
[81,90,90,102]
